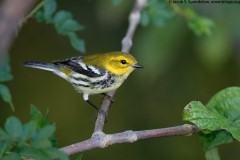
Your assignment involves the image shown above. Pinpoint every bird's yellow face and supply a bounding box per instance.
[104,52,143,76]
[83,52,143,76]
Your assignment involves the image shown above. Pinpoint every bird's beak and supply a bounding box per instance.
[132,63,144,69]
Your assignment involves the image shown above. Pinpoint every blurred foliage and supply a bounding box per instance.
[0,105,68,160]
[183,87,240,160]
[112,0,124,6]
[141,0,173,27]
[196,27,231,71]
[0,54,14,110]
[34,0,85,53]
[183,8,214,36]
[140,0,214,36]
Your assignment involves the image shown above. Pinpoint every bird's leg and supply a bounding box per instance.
[83,93,108,118]
[85,99,99,111]
[85,99,108,118]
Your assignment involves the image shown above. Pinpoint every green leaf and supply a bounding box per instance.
[33,125,55,140]
[207,87,240,116]
[18,147,50,159]
[58,19,85,34]
[32,139,52,149]
[0,53,11,73]
[68,32,85,53]
[0,140,10,157]
[0,129,8,141]
[0,72,13,82]
[142,0,173,27]
[32,125,55,148]
[183,100,240,140]
[5,116,22,139]
[188,16,214,36]
[43,0,57,20]
[183,87,240,159]
[19,121,37,145]
[112,0,123,6]
[35,11,45,22]
[200,130,234,150]
[2,152,21,160]
[0,84,14,110]
[53,10,73,28]
[44,147,68,160]
[30,104,49,128]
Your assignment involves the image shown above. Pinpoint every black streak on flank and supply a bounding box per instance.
[72,82,90,88]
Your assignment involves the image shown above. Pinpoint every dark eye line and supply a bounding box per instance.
[120,59,127,64]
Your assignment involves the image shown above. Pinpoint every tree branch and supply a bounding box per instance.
[60,124,199,155]
[0,0,37,59]
[94,0,147,133]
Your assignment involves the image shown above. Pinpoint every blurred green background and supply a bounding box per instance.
[1,0,240,159]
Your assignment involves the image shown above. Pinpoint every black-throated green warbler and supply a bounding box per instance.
[24,51,143,111]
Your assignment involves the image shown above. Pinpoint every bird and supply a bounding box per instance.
[23,51,143,112]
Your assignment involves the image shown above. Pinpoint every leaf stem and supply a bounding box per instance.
[205,148,221,160]
[24,0,45,22]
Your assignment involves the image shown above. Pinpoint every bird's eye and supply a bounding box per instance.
[120,60,127,64]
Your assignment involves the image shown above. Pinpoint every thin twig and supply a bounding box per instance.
[60,124,199,155]
[94,0,147,133]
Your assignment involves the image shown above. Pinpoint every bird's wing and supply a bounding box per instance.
[53,56,106,77]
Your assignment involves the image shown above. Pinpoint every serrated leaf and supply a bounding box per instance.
[68,32,85,53]
[43,0,57,20]
[2,152,21,160]
[183,101,240,141]
[44,147,68,160]
[0,84,14,110]
[5,116,22,139]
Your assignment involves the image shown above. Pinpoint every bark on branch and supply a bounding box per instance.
[60,124,199,155]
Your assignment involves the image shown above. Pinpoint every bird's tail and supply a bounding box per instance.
[23,61,69,79]
[23,61,57,72]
